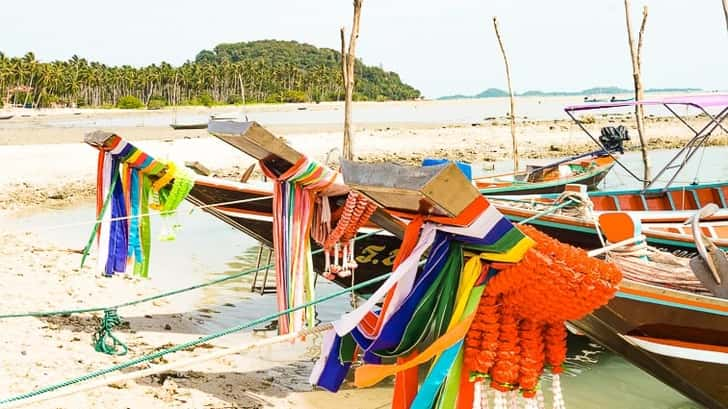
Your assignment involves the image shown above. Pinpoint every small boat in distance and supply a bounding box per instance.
[171,114,242,130]
[474,114,630,195]
[0,114,13,120]
[169,123,207,130]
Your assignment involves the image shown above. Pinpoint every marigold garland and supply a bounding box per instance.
[318,191,377,279]
[463,224,622,400]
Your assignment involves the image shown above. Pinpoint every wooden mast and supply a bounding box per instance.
[492,17,518,173]
[341,0,363,161]
[624,1,651,186]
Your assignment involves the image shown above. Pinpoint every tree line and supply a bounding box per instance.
[0,41,420,109]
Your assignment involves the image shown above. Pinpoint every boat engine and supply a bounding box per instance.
[599,125,630,154]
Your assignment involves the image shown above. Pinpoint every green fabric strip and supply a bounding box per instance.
[464,228,526,253]
[378,243,462,358]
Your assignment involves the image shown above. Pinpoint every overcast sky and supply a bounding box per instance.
[3,0,727,98]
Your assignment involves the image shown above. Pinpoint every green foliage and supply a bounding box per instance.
[116,95,144,109]
[198,93,215,107]
[147,96,167,110]
[0,41,420,109]
[280,90,307,103]
[226,94,245,105]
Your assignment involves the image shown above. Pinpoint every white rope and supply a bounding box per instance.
[1,323,332,409]
[6,195,273,235]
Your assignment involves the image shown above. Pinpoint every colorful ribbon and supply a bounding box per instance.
[310,195,535,408]
[260,157,339,335]
[92,135,194,278]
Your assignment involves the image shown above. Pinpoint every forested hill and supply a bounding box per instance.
[0,41,420,109]
[195,40,421,101]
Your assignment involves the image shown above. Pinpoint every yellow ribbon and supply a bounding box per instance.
[152,162,177,192]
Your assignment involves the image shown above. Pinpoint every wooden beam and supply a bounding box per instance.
[207,120,302,177]
[341,160,480,217]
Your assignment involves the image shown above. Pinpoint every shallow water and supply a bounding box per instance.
[4,180,708,407]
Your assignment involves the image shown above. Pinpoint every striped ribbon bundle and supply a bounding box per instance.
[94,135,193,278]
[309,193,622,409]
[310,196,535,409]
[260,157,339,335]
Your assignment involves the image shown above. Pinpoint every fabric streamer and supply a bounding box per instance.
[309,193,622,409]
[260,157,340,335]
[91,135,194,278]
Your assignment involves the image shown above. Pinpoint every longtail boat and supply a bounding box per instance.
[0,114,13,120]
[169,123,207,130]
[475,153,617,195]
[334,157,728,408]
[85,116,728,407]
[474,110,628,195]
[568,213,728,409]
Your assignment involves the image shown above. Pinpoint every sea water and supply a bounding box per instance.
[10,152,728,408]
[2,94,709,130]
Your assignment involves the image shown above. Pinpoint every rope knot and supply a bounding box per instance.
[94,308,129,356]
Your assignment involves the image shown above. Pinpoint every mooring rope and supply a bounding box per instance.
[0,230,383,321]
[2,323,334,409]
[0,272,391,407]
[6,195,274,236]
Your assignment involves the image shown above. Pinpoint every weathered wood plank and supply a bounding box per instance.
[342,160,479,217]
[208,120,302,176]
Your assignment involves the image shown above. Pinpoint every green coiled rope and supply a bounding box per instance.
[0,272,391,406]
[93,309,128,356]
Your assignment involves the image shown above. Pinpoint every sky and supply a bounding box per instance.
[3,0,727,98]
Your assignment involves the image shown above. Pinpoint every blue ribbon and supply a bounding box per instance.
[105,158,128,276]
[128,170,142,262]
[410,341,463,409]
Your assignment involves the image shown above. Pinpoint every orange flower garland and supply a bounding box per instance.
[518,319,545,398]
[463,224,622,399]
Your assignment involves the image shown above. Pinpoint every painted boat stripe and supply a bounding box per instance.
[629,335,728,354]
[622,334,728,364]
[617,289,728,317]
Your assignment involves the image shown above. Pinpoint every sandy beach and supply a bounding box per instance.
[0,99,724,408]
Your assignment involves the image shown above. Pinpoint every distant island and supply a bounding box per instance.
[438,86,703,100]
[0,40,421,109]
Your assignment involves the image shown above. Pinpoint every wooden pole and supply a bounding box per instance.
[492,17,518,172]
[624,1,651,186]
[341,0,363,161]
[723,0,728,32]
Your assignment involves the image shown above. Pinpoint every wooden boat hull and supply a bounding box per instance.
[0,115,13,120]
[571,281,728,409]
[188,175,728,407]
[170,123,207,130]
[188,177,400,294]
[497,204,728,255]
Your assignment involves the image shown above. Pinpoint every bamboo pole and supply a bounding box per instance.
[492,17,518,172]
[624,1,651,186]
[723,0,728,32]
[341,0,363,161]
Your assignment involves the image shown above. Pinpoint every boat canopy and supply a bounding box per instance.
[560,94,728,192]
[565,94,728,112]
